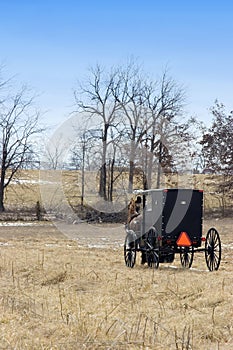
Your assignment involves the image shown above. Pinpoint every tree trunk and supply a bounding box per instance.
[81,142,85,207]
[147,134,156,188]
[146,151,153,189]
[99,124,108,200]
[156,140,163,188]
[109,157,115,202]
[128,160,134,193]
[99,163,107,199]
[128,139,136,193]
[0,190,5,212]
[0,154,6,212]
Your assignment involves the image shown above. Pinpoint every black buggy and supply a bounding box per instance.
[124,189,221,271]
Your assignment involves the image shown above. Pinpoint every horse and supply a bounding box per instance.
[126,195,148,264]
[127,196,142,233]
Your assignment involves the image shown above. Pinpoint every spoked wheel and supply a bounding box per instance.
[180,246,194,268]
[147,227,158,247]
[147,251,159,269]
[205,228,221,271]
[124,232,137,268]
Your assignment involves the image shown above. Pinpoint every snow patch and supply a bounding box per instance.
[0,222,36,227]
[0,242,11,246]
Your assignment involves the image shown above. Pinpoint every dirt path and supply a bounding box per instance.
[0,221,126,248]
[0,217,231,248]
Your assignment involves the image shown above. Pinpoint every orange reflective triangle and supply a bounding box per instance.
[177,232,192,246]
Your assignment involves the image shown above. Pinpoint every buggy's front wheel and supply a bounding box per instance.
[205,228,221,271]
[124,232,137,268]
[147,251,159,269]
[180,246,194,268]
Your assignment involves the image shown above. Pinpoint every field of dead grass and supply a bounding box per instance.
[0,218,232,349]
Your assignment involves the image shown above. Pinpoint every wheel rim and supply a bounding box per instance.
[147,251,159,269]
[180,246,194,268]
[205,228,221,271]
[124,235,136,268]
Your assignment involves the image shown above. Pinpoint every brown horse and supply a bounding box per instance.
[127,196,142,233]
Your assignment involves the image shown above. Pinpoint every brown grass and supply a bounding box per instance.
[0,219,232,349]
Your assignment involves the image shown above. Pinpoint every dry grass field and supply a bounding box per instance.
[0,218,232,349]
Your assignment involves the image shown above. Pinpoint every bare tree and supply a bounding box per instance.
[0,85,44,212]
[111,62,151,192]
[42,135,67,170]
[143,71,185,188]
[112,65,185,191]
[74,62,187,196]
[105,126,127,201]
[74,65,121,199]
[70,127,102,206]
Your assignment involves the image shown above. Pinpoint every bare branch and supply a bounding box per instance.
[0,77,44,211]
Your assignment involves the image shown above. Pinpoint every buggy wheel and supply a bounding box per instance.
[180,246,194,268]
[147,251,159,269]
[124,233,136,268]
[147,227,158,248]
[205,228,221,271]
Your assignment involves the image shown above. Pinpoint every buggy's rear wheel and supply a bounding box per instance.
[180,246,194,268]
[147,251,159,269]
[124,232,137,268]
[205,228,221,271]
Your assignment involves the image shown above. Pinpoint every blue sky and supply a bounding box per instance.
[1,0,233,129]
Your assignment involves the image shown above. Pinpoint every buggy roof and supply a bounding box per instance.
[133,188,203,195]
